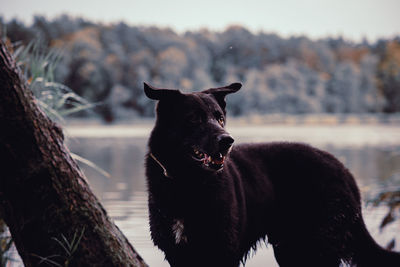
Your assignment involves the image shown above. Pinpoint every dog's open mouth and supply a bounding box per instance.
[191,147,225,171]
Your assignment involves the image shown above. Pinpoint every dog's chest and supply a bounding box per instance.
[172,219,188,244]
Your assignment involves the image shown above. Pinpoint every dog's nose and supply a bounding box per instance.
[218,134,234,152]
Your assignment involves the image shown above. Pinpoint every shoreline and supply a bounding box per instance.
[65,113,400,127]
[65,123,400,147]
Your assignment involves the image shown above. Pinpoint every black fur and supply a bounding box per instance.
[144,82,400,267]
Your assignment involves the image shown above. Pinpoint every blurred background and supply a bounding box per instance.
[1,0,400,266]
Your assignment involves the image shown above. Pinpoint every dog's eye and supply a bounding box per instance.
[218,116,225,127]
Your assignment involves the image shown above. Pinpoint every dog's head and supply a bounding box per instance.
[144,82,241,174]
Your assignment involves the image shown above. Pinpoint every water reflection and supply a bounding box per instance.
[66,132,400,267]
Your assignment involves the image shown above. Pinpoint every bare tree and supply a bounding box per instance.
[0,41,147,266]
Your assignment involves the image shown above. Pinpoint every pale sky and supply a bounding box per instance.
[1,0,399,41]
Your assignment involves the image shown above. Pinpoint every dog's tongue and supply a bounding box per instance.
[214,158,224,165]
[201,153,225,167]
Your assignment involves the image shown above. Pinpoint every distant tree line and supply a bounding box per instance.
[1,15,400,121]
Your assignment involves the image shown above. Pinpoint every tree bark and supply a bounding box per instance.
[0,41,148,266]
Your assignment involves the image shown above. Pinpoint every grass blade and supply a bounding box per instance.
[71,153,111,178]
[51,237,71,257]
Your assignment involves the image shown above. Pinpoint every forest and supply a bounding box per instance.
[1,14,400,121]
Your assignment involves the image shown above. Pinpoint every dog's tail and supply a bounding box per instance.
[351,219,400,267]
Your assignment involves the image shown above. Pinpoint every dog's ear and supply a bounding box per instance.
[144,82,183,100]
[202,83,242,110]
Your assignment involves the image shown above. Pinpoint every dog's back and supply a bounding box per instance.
[226,142,362,265]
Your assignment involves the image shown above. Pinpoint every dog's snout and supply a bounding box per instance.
[218,134,234,151]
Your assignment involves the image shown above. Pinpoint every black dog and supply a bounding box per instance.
[144,82,400,267]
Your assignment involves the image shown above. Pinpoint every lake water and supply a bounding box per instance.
[64,124,400,267]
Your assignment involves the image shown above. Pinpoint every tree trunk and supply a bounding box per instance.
[0,41,148,266]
